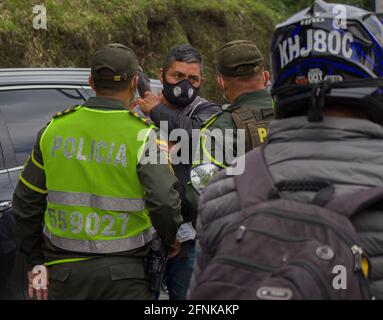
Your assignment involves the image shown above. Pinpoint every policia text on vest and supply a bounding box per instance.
[50,136,128,167]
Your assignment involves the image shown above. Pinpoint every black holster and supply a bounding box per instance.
[145,238,168,294]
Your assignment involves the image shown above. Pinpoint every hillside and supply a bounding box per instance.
[0,0,372,101]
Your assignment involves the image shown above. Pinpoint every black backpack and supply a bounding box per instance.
[189,148,376,300]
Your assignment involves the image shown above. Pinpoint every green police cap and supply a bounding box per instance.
[217,40,264,77]
[91,43,139,88]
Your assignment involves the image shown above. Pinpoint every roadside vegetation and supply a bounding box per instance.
[0,0,372,101]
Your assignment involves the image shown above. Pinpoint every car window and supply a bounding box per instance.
[85,86,163,98]
[0,89,86,166]
[151,84,162,95]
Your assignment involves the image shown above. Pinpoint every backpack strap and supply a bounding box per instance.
[275,180,335,207]
[234,146,278,209]
[325,187,383,218]
[231,108,251,152]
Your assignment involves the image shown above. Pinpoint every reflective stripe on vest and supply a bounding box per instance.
[48,191,145,212]
[43,225,156,254]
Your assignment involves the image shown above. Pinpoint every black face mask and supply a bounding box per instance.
[163,78,200,108]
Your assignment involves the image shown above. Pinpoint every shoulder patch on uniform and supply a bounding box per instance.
[53,105,81,119]
[129,110,153,126]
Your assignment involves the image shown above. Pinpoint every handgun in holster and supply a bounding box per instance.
[146,237,168,294]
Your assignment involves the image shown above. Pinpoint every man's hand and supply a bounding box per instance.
[137,91,163,115]
[168,240,181,259]
[28,265,49,300]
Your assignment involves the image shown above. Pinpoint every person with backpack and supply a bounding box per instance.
[188,0,383,300]
[186,40,274,226]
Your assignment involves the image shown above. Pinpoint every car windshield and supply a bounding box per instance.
[363,15,383,46]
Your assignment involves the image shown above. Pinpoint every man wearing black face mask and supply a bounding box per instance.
[138,44,220,300]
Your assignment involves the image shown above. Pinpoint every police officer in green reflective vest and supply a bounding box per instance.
[12,44,183,300]
[186,40,274,225]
